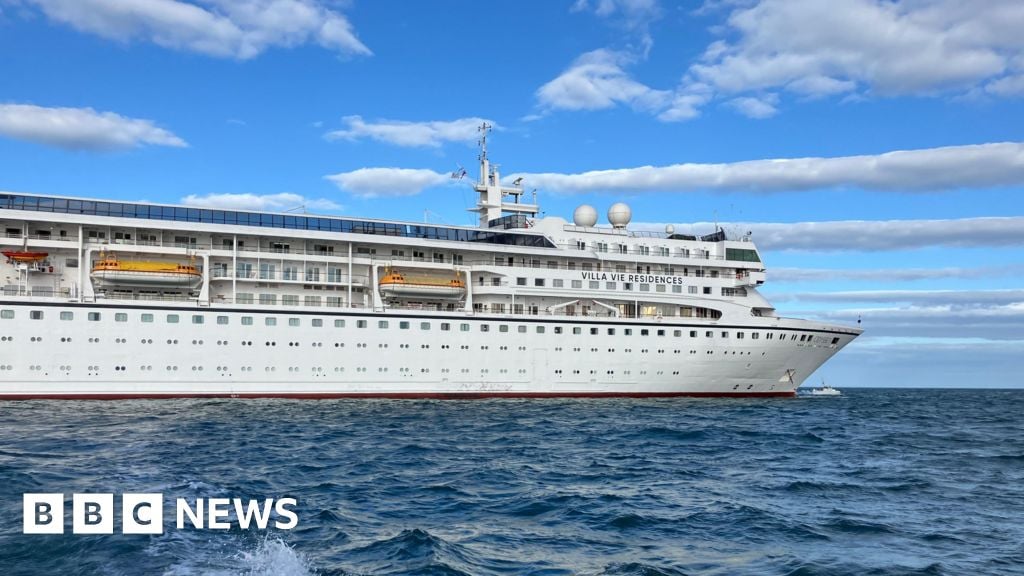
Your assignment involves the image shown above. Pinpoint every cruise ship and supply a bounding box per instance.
[0,127,861,399]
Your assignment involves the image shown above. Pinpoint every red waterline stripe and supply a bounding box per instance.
[0,391,796,400]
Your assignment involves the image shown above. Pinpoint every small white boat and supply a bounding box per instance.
[805,380,842,397]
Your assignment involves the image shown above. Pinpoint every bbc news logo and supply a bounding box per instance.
[23,493,298,534]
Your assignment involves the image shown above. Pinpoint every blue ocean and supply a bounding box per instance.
[1,389,1022,575]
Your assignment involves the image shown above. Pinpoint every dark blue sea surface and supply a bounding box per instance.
[1,389,1023,575]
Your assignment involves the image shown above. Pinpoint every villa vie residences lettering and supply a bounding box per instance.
[581,272,688,286]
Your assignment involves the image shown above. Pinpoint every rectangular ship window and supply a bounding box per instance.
[480,324,489,332]
[192,315,204,324]
[400,321,410,329]
[265,317,277,326]
[690,331,697,337]
[421,322,431,330]
[311,319,323,327]
[641,329,649,336]
[115,313,128,322]
[335,319,346,328]
[440,323,450,331]
[0,310,12,320]
[499,325,509,333]
[573,327,581,335]
[607,328,615,335]
[460,323,469,332]
[624,329,632,336]
[288,318,300,327]
[536,326,545,334]
[590,327,598,335]
[30,310,43,320]
[88,312,102,321]
[357,320,367,328]
[217,316,229,325]
[241,316,253,326]
[518,326,527,333]
[378,320,388,329]
[554,327,563,334]
[60,311,74,321]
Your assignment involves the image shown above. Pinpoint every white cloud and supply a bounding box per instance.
[181,192,341,212]
[822,336,1024,388]
[535,49,671,113]
[802,301,1024,341]
[325,116,493,148]
[633,216,1024,252]
[768,290,1024,340]
[743,217,1024,252]
[0,103,186,150]
[986,74,1024,96]
[772,265,1024,283]
[571,0,661,53]
[680,0,1024,117]
[324,168,451,198]
[571,0,660,23]
[24,0,370,59]
[773,289,1024,305]
[726,94,778,118]
[512,141,1024,194]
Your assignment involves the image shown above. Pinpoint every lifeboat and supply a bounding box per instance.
[90,254,203,289]
[2,250,48,264]
[379,268,466,300]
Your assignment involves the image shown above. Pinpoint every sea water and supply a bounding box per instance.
[1,389,1022,575]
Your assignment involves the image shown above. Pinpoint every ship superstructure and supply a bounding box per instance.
[0,127,860,398]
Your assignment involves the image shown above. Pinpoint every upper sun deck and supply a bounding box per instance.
[0,192,556,248]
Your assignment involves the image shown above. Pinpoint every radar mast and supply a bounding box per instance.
[470,123,539,228]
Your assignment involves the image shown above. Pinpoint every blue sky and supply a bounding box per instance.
[0,0,1022,387]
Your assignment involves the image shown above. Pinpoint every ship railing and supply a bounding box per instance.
[465,259,743,277]
[554,241,725,260]
[1,286,73,297]
[0,233,75,242]
[97,292,194,302]
[210,269,369,284]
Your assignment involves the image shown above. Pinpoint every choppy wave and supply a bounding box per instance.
[1,389,1023,575]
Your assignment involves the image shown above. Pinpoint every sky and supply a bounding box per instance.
[0,0,1022,387]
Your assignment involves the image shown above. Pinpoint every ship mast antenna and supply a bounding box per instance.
[478,122,491,161]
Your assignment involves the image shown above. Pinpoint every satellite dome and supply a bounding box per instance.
[607,203,632,229]
[665,224,675,235]
[573,204,598,227]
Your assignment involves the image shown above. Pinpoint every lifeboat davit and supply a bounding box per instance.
[2,250,48,264]
[90,255,203,289]
[379,269,466,300]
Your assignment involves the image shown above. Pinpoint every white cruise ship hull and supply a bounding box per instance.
[0,300,856,399]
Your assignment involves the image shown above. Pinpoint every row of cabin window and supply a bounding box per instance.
[2,309,838,344]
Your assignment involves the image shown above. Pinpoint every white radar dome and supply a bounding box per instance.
[607,202,632,229]
[665,224,675,235]
[573,204,598,227]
